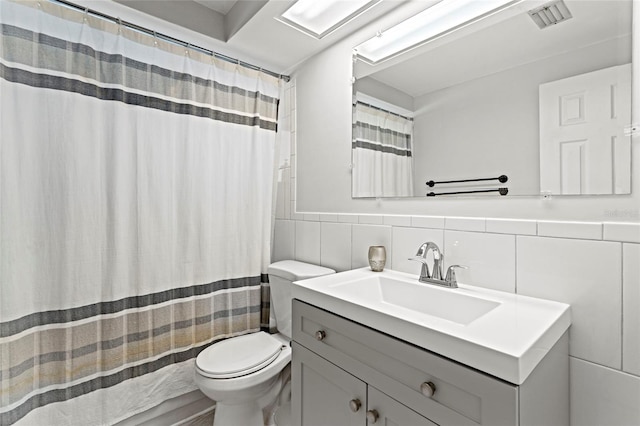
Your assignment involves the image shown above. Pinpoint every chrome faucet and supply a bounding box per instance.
[410,242,443,280]
[409,242,466,288]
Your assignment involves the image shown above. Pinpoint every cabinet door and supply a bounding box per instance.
[367,387,437,426]
[292,342,366,426]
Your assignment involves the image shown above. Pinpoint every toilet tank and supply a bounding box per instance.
[268,260,335,339]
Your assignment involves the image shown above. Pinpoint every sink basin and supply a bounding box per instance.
[329,275,500,325]
[292,267,571,385]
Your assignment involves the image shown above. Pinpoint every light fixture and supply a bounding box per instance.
[355,0,519,64]
[277,0,381,39]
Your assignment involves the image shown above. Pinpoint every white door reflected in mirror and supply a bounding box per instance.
[539,64,632,195]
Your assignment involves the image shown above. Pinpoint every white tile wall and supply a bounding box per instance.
[294,220,320,265]
[319,213,339,222]
[272,77,639,426]
[537,220,603,240]
[517,236,622,369]
[320,222,352,272]
[383,215,412,227]
[411,215,445,229]
[444,231,516,293]
[337,214,359,224]
[623,243,640,375]
[391,227,444,275]
[359,215,384,225]
[486,218,537,235]
[604,222,640,243]
[273,80,296,222]
[272,220,294,262]
[445,216,485,232]
[570,358,640,426]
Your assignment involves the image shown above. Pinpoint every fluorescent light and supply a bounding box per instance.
[278,0,381,39]
[355,0,518,64]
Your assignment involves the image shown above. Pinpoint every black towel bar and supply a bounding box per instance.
[427,188,509,197]
[426,175,508,187]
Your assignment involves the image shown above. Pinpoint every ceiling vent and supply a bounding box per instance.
[528,0,573,29]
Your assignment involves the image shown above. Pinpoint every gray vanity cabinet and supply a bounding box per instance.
[291,300,569,426]
[368,386,437,426]
[292,342,366,426]
[292,342,436,426]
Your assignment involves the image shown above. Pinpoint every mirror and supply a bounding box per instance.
[352,0,633,198]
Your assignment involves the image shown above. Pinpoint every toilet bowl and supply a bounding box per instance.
[195,261,335,426]
[195,332,291,426]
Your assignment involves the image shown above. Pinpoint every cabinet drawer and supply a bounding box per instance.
[292,300,518,426]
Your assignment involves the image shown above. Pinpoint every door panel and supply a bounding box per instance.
[539,64,631,194]
[292,342,366,426]
[367,387,436,426]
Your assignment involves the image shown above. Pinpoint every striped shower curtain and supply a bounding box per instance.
[0,0,280,424]
[352,101,414,198]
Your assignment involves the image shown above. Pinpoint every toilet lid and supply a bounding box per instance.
[196,332,283,379]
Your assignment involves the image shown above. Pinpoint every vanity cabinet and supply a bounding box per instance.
[293,343,436,426]
[291,300,569,426]
[292,342,366,426]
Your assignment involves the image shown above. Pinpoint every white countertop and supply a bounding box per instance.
[292,267,571,385]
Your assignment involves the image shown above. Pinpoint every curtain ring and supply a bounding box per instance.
[83,8,89,23]
[117,18,122,33]
[153,31,158,46]
[185,43,190,55]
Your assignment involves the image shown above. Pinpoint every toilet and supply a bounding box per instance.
[195,260,335,426]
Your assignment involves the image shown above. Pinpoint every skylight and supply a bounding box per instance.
[355,0,519,64]
[278,0,381,39]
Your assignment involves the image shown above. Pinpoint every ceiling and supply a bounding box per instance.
[193,0,238,15]
[113,0,408,75]
[355,0,633,97]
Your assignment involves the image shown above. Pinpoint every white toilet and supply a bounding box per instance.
[195,260,335,426]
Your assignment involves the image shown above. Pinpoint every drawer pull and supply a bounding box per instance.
[349,399,362,412]
[366,409,379,423]
[420,381,436,398]
[315,330,326,341]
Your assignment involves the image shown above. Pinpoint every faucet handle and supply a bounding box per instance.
[408,257,431,279]
[444,265,468,288]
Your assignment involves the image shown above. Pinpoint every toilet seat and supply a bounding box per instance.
[196,332,284,379]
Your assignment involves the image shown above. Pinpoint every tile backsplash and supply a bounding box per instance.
[272,213,640,425]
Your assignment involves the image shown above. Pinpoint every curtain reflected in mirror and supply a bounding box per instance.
[352,97,414,197]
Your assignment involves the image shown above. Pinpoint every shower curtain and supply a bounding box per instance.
[0,0,280,424]
[352,101,414,198]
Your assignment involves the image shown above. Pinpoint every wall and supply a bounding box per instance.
[279,1,640,424]
[355,76,414,112]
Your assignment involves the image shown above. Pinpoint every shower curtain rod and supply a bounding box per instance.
[51,0,291,82]
[355,100,413,121]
